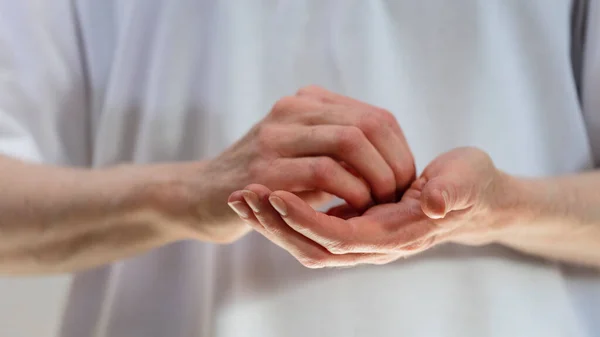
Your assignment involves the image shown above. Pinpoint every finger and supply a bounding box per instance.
[419,147,496,218]
[264,157,373,211]
[294,190,334,208]
[271,90,415,194]
[297,86,409,144]
[242,189,332,209]
[326,203,360,220]
[297,85,380,110]
[270,191,440,254]
[230,188,331,211]
[268,124,396,203]
[227,190,252,219]
[270,91,415,193]
[420,175,476,219]
[297,86,409,140]
[398,177,426,202]
[228,191,271,235]
[268,190,365,252]
[230,188,295,241]
[299,104,415,193]
[237,185,385,268]
[339,161,361,178]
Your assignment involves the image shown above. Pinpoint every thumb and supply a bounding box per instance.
[420,175,475,219]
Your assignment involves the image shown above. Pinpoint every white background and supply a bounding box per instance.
[0,276,70,337]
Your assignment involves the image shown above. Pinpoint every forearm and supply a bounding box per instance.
[0,156,197,274]
[497,171,600,267]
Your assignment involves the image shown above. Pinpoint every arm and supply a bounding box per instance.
[0,86,416,275]
[0,156,204,274]
[0,2,209,274]
[0,4,414,273]
[227,148,600,269]
[497,171,600,267]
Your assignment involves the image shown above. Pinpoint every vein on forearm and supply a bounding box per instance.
[0,156,174,273]
[500,170,600,267]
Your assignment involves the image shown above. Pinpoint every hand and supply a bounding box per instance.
[171,86,415,243]
[228,147,516,267]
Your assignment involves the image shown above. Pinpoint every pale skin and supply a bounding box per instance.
[0,86,598,274]
[231,148,600,268]
[0,86,415,274]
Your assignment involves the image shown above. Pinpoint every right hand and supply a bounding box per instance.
[167,86,416,243]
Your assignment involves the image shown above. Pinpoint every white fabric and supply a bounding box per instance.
[583,0,600,165]
[0,1,598,336]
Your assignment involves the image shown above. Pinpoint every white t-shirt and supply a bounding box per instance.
[0,1,599,336]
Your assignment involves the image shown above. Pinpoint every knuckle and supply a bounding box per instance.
[295,85,325,97]
[247,159,267,181]
[270,96,299,118]
[475,148,494,167]
[377,108,398,125]
[462,146,485,156]
[458,146,493,164]
[356,113,380,136]
[336,126,364,153]
[255,124,277,147]
[310,157,337,184]
[248,156,280,183]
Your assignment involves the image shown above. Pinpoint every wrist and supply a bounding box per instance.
[490,172,567,245]
[129,161,250,243]
[97,163,198,241]
[467,171,535,245]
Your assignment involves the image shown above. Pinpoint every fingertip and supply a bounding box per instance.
[270,190,315,218]
[360,198,375,213]
[345,184,374,212]
[371,178,396,205]
[241,190,261,213]
[228,190,245,203]
[268,195,288,217]
[421,188,447,219]
[228,200,252,219]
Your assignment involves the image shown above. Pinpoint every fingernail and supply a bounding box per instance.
[242,190,261,213]
[228,201,251,219]
[269,196,288,217]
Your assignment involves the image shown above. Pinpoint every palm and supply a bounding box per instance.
[228,146,502,267]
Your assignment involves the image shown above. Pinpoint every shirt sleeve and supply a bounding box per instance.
[581,0,600,166]
[0,0,89,165]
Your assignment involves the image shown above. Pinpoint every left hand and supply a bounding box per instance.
[228,147,518,268]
